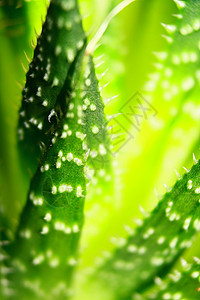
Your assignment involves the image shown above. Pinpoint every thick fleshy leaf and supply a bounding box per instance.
[18,0,85,178]
[144,257,200,300]
[3,47,87,299]
[1,0,114,298]
[82,55,113,194]
[88,158,200,299]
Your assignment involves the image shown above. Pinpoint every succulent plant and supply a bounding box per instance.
[1,0,200,299]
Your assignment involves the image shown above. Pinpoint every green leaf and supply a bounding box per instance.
[2,53,113,300]
[82,55,113,195]
[18,0,85,179]
[3,47,87,299]
[1,0,113,298]
[144,257,200,300]
[86,158,200,299]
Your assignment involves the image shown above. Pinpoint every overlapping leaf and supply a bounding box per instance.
[77,1,200,299]
[82,55,113,194]
[144,257,200,300]
[3,48,87,299]
[17,0,86,177]
[1,0,113,299]
[87,158,200,299]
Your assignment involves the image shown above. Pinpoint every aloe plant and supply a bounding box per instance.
[1,0,200,299]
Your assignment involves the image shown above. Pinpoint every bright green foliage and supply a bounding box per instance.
[144,257,200,299]
[141,0,200,182]
[106,0,200,243]
[3,49,87,299]
[144,0,200,109]
[76,1,200,299]
[82,55,113,193]
[0,0,112,298]
[18,0,85,177]
[92,158,200,299]
[2,0,200,300]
